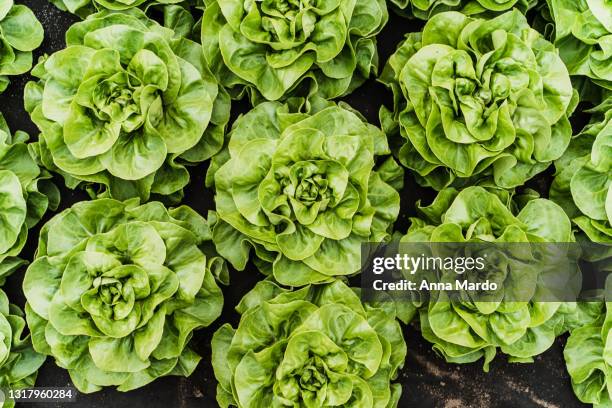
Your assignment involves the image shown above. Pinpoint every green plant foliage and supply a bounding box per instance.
[404,186,578,370]
[380,10,577,191]
[0,289,46,408]
[4,1,611,405]
[48,0,198,18]
[389,0,538,19]
[546,0,612,93]
[23,198,226,393]
[0,113,59,283]
[212,279,406,408]
[211,100,403,286]
[0,0,43,92]
[551,95,611,243]
[25,9,230,202]
[564,276,611,407]
[201,0,388,102]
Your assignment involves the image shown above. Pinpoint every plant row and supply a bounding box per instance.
[0,0,609,407]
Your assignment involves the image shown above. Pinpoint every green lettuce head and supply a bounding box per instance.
[48,0,199,18]
[25,9,230,202]
[546,0,612,92]
[23,199,226,393]
[0,0,43,93]
[211,101,402,287]
[212,279,406,408]
[564,276,612,407]
[201,0,388,102]
[389,0,538,19]
[0,289,46,408]
[0,113,59,283]
[404,186,576,370]
[551,96,612,243]
[380,10,576,191]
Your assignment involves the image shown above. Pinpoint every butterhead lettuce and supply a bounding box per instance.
[389,0,538,19]
[25,9,229,201]
[551,95,611,243]
[380,10,577,190]
[211,100,402,286]
[23,198,225,392]
[201,0,388,102]
[564,276,611,407]
[546,0,612,92]
[0,289,46,408]
[0,0,43,92]
[404,186,576,370]
[212,279,406,408]
[0,113,59,283]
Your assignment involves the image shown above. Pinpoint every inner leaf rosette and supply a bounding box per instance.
[25,9,230,201]
[23,198,226,393]
[210,100,403,286]
[380,10,576,191]
[0,113,59,283]
[212,280,406,408]
[551,95,612,243]
[403,186,581,370]
[201,0,388,102]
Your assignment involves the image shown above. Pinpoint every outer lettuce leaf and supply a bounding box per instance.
[211,100,402,286]
[0,0,43,92]
[212,280,406,408]
[23,198,225,392]
[24,9,229,201]
[380,10,577,191]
